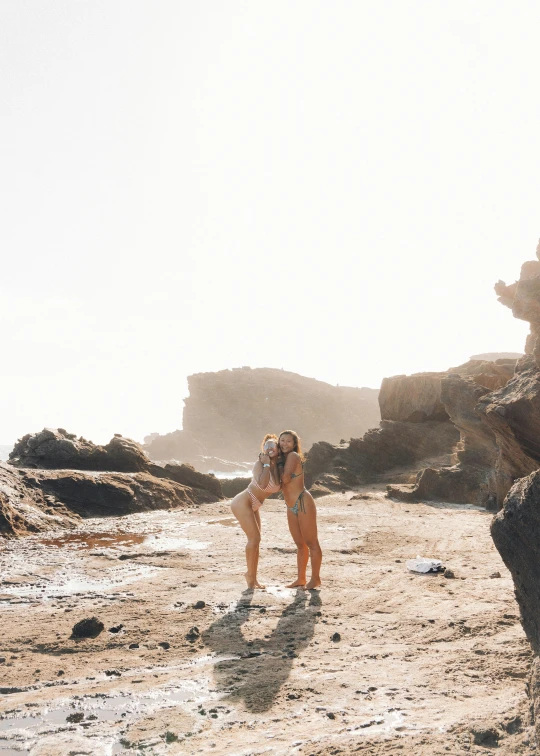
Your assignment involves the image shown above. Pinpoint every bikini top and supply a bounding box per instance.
[278,458,304,480]
[250,468,281,494]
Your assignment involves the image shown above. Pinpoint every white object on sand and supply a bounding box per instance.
[406,556,443,573]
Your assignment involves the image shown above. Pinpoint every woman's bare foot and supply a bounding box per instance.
[305,578,321,590]
[286,579,306,588]
[245,572,266,589]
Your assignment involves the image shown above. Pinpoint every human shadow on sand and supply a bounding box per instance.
[202,589,322,713]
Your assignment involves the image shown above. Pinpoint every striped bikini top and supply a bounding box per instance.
[250,469,281,494]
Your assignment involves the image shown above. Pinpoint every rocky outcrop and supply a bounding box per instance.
[489,244,540,756]
[304,420,459,497]
[386,359,518,508]
[8,428,224,502]
[477,357,540,504]
[0,459,219,538]
[160,463,222,499]
[1,428,225,537]
[379,373,448,422]
[307,357,518,501]
[0,463,79,537]
[145,368,380,466]
[10,429,151,473]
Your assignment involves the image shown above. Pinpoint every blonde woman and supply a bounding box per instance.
[230,434,281,589]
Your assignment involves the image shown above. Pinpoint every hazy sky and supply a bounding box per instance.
[1,1,538,446]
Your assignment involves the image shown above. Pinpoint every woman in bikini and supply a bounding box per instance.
[230,434,281,589]
[279,430,322,590]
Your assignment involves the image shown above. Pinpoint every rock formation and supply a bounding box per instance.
[486,245,540,743]
[2,429,224,537]
[304,356,518,500]
[144,368,380,466]
[386,359,517,508]
[10,429,152,472]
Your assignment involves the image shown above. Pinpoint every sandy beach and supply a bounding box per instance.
[0,486,533,755]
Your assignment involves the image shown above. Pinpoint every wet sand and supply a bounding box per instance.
[0,487,534,755]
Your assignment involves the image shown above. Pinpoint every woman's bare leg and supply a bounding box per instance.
[285,507,309,588]
[298,492,322,589]
[230,493,265,589]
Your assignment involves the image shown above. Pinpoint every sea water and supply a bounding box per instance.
[0,444,12,461]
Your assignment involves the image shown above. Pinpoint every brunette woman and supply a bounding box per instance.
[279,430,322,589]
[230,434,281,589]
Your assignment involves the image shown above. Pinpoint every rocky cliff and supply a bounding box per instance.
[144,368,380,466]
[487,245,540,743]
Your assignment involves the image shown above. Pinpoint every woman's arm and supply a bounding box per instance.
[281,452,299,486]
[253,457,271,488]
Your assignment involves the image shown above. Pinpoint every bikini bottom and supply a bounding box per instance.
[288,490,307,516]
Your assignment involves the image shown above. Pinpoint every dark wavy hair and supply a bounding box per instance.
[278,429,305,461]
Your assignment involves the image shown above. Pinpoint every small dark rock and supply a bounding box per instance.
[327,712,336,719]
[490,571,502,579]
[66,712,85,723]
[331,632,341,642]
[165,732,179,743]
[105,669,121,677]
[368,686,377,692]
[108,624,124,634]
[57,670,64,676]
[128,643,139,649]
[444,569,455,579]
[186,626,200,642]
[470,725,500,746]
[71,617,104,639]
[193,600,206,609]
[158,641,170,650]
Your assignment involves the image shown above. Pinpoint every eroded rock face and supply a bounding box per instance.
[491,470,540,654]
[477,357,540,504]
[0,463,79,537]
[0,460,219,538]
[379,373,448,423]
[146,368,380,465]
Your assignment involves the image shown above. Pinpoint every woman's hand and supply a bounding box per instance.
[260,453,270,465]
